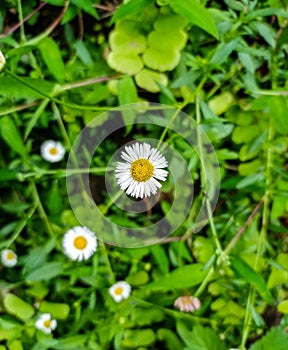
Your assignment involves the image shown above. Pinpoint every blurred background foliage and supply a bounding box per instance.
[0,0,288,349]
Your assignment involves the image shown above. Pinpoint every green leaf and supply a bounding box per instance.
[132,307,164,326]
[39,301,70,320]
[252,22,275,47]
[249,327,288,350]
[0,116,28,159]
[111,0,153,23]
[118,76,138,133]
[177,322,225,350]
[238,52,255,73]
[210,39,239,65]
[25,262,65,282]
[231,257,274,305]
[7,340,23,350]
[38,37,66,83]
[0,77,55,98]
[0,169,20,182]
[144,264,207,291]
[157,328,183,350]
[267,96,288,135]
[118,76,138,105]
[39,335,87,349]
[126,271,149,286]
[245,8,288,20]
[46,180,63,215]
[3,294,35,321]
[170,0,218,39]
[277,300,288,314]
[75,40,94,67]
[71,0,98,19]
[151,245,169,274]
[121,329,156,348]
[158,83,177,105]
[44,0,65,5]
[267,253,288,288]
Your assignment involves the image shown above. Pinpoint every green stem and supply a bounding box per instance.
[0,204,37,249]
[240,115,274,349]
[156,102,187,149]
[101,190,123,215]
[30,181,55,238]
[4,70,110,111]
[22,167,113,179]
[195,94,226,262]
[194,267,215,297]
[17,0,26,43]
[98,240,115,283]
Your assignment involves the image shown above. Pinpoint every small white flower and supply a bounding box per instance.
[0,50,6,72]
[62,226,97,261]
[109,281,131,302]
[40,140,65,163]
[115,142,168,198]
[174,296,201,313]
[1,249,17,267]
[35,313,57,334]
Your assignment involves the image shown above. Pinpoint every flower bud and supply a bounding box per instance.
[174,296,201,313]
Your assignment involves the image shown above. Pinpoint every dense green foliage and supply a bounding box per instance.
[0,0,288,349]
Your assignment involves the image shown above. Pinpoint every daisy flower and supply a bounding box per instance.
[40,140,65,163]
[62,226,97,261]
[174,296,201,313]
[1,249,17,267]
[35,313,57,334]
[109,281,131,302]
[115,142,168,198]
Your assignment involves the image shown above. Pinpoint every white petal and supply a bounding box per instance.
[153,169,169,181]
[143,143,151,158]
[50,320,57,330]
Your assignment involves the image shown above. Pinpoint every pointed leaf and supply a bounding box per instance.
[111,0,153,23]
[0,116,28,159]
[38,37,66,83]
[231,256,274,305]
[144,264,207,291]
[170,0,218,39]
[25,262,65,282]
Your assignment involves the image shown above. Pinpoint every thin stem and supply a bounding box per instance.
[195,95,226,262]
[24,1,70,46]
[98,241,115,283]
[17,0,26,42]
[4,70,112,111]
[0,204,37,249]
[30,182,55,238]
[52,102,73,150]
[194,267,215,297]
[61,75,122,91]
[240,114,274,349]
[157,102,187,149]
[101,190,123,215]
[0,2,46,38]
[22,167,113,179]
[224,200,263,255]
[0,102,38,116]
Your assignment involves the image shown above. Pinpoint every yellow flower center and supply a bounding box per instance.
[130,159,154,182]
[44,320,51,328]
[49,147,58,155]
[73,236,88,250]
[181,296,193,305]
[7,252,15,260]
[114,287,123,295]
